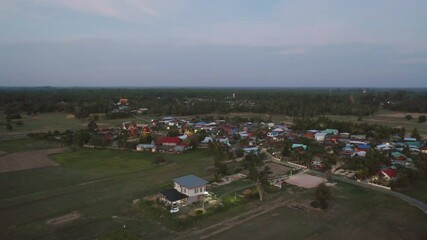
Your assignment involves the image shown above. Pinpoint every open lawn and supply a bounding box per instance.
[0,112,87,133]
[191,183,427,240]
[397,180,427,204]
[0,112,157,140]
[1,142,426,239]
[0,138,62,153]
[212,179,254,197]
[0,148,213,240]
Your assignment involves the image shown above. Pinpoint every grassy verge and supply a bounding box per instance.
[395,180,427,203]
[0,138,62,153]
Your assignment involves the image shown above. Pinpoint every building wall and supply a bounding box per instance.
[174,182,206,197]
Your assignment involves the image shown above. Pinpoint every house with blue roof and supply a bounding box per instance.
[159,174,209,206]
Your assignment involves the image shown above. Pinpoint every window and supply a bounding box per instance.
[183,188,186,193]
[194,188,199,193]
[200,187,203,192]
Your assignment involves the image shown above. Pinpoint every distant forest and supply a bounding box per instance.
[0,87,426,118]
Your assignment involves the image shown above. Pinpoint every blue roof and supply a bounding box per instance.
[173,175,208,188]
[357,144,371,149]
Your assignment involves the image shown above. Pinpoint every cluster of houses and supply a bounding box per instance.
[117,116,427,213]
[90,114,426,186]
[302,130,426,183]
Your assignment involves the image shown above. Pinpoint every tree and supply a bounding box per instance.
[281,141,291,157]
[74,130,90,147]
[139,134,153,144]
[405,114,412,121]
[88,120,98,132]
[6,122,13,131]
[208,141,230,177]
[411,128,421,140]
[243,153,271,201]
[187,135,199,149]
[89,134,105,146]
[313,183,331,209]
[418,115,426,123]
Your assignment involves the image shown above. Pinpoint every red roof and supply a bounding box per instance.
[158,137,181,144]
[380,168,397,178]
[304,133,314,138]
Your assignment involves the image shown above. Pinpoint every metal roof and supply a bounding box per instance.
[173,174,208,189]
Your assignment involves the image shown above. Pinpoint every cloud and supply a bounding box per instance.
[276,47,307,55]
[29,0,160,20]
[175,21,370,47]
[395,57,427,65]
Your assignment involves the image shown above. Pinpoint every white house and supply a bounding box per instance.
[314,132,328,142]
[159,174,209,206]
[173,175,208,204]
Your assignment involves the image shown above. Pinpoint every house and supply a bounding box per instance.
[350,135,367,140]
[322,129,339,135]
[159,189,188,207]
[315,132,328,142]
[201,137,214,143]
[136,144,156,152]
[118,98,128,105]
[161,175,209,205]
[404,137,417,142]
[292,143,307,152]
[239,131,249,138]
[391,151,408,161]
[159,175,209,206]
[157,137,181,146]
[376,143,394,151]
[243,146,259,153]
[303,132,315,139]
[354,144,370,152]
[379,168,397,181]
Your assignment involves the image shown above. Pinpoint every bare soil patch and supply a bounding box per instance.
[46,211,80,225]
[285,173,327,188]
[265,162,291,176]
[0,148,69,173]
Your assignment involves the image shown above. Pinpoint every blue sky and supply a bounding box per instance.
[0,0,426,87]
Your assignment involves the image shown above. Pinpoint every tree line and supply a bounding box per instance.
[1,88,426,119]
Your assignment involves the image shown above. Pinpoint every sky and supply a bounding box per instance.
[0,0,426,87]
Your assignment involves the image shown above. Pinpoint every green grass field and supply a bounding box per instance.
[197,183,427,240]
[0,112,157,139]
[0,148,213,240]
[1,145,426,240]
[0,138,62,153]
[397,181,427,204]
[324,109,427,138]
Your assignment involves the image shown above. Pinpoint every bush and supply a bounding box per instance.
[405,115,412,120]
[419,115,426,123]
[15,121,24,127]
[195,209,204,216]
[310,200,320,208]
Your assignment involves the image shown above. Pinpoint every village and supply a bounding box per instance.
[2,95,427,239]
[69,98,427,216]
